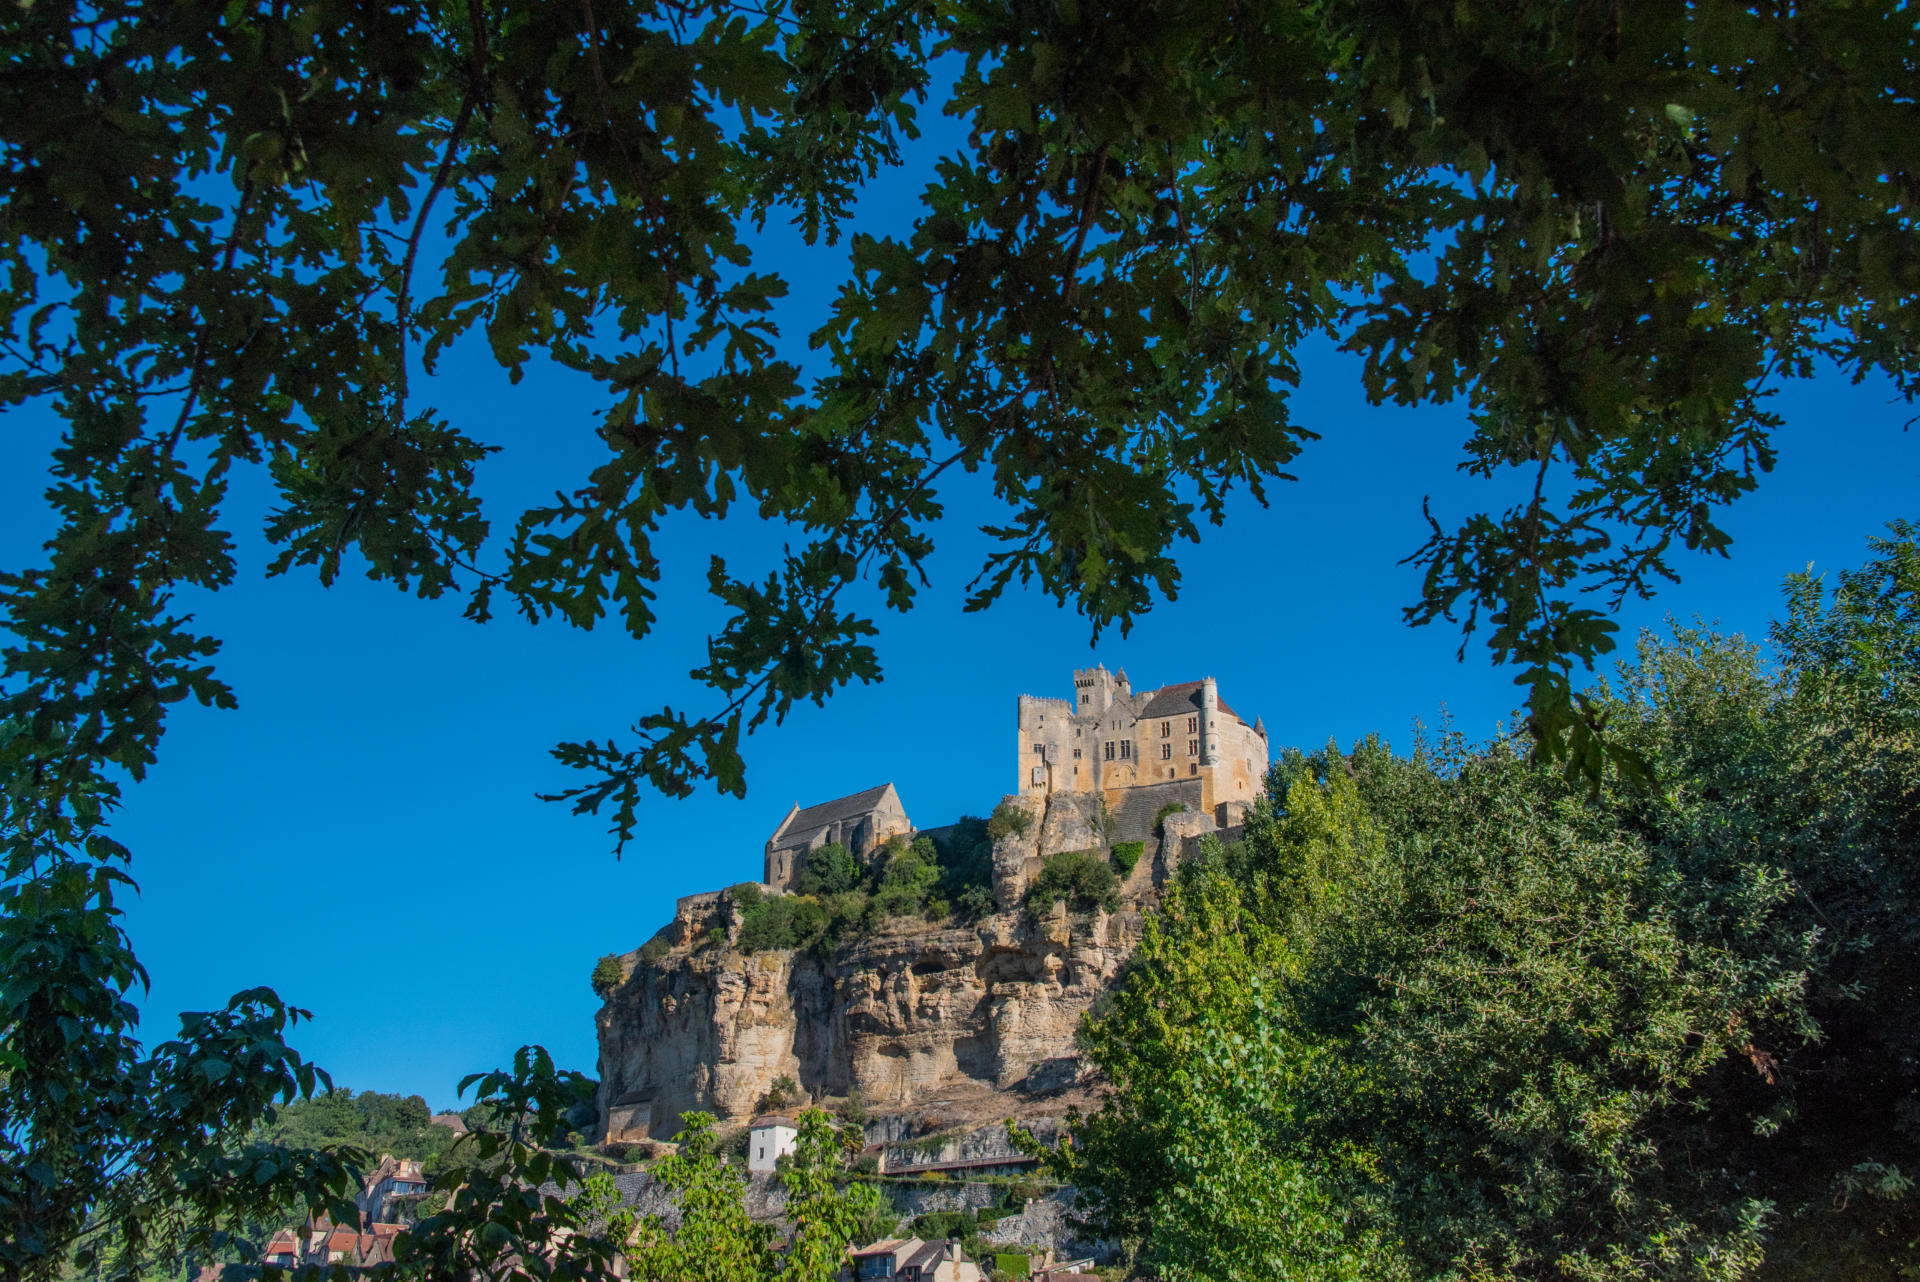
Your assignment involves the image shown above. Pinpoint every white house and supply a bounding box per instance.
[748,1114,798,1172]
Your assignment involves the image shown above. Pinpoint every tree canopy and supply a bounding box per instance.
[3,1,1917,1276]
[1053,523,1920,1282]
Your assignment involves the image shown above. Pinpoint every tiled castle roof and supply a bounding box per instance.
[1137,680,1245,723]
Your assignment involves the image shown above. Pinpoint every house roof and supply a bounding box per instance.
[773,783,897,847]
[1138,680,1245,723]
[849,1236,918,1258]
[430,1111,468,1134]
[901,1239,958,1272]
[751,1114,798,1130]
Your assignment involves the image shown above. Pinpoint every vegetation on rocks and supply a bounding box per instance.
[733,833,997,955]
[1025,850,1120,917]
[1108,841,1145,877]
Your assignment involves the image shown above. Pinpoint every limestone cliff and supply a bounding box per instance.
[596,788,1243,1140]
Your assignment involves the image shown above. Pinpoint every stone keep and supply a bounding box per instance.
[1015,665,1268,821]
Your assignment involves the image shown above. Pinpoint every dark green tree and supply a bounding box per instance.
[1053,526,1920,1282]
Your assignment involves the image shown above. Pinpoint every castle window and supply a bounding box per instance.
[1188,716,1198,733]
[1120,741,1131,759]
[1161,721,1171,737]
[1072,748,1082,760]
[1104,741,1115,760]
[1032,742,1045,756]
[1161,743,1172,760]
[1190,764,1199,775]
[1189,739,1199,755]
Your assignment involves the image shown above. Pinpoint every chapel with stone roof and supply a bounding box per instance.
[762,781,912,892]
[1016,664,1268,820]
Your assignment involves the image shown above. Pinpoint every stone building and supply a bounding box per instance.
[763,783,912,892]
[1015,665,1267,820]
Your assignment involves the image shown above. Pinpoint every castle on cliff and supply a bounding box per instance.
[760,666,1268,892]
[1017,665,1268,817]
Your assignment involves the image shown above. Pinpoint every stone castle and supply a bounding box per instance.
[1016,664,1268,816]
[756,666,1268,894]
[598,665,1270,1145]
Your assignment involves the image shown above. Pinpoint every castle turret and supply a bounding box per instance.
[1199,676,1221,766]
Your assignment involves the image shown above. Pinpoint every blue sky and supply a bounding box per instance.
[3,103,1916,1109]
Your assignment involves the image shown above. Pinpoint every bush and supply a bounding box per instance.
[1109,841,1145,876]
[914,1209,978,1239]
[637,937,671,967]
[590,954,624,998]
[797,841,861,895]
[985,799,1033,841]
[1026,849,1119,915]
[1153,801,1188,834]
[995,1253,1031,1279]
[952,884,996,919]
[729,881,763,907]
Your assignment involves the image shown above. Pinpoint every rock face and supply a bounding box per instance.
[597,789,1243,1141]
[597,902,1141,1140]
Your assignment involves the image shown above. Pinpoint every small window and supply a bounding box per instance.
[1190,763,1199,775]
[1033,742,1045,755]
[1161,721,1171,737]
[1160,743,1171,760]
[1104,741,1115,760]
[1119,741,1131,759]
[1189,739,1199,755]
[1072,748,1082,760]
[1188,716,1198,733]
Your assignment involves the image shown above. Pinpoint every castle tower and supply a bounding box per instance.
[1199,676,1222,766]
[1072,665,1118,715]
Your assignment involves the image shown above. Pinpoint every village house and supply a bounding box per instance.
[846,1237,985,1282]
[748,1113,799,1172]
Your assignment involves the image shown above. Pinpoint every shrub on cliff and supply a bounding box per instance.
[1108,841,1145,877]
[986,800,1033,841]
[1025,850,1119,916]
[590,954,624,999]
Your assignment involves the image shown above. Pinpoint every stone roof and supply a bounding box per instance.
[751,1114,798,1130]
[773,783,897,847]
[1137,680,1245,723]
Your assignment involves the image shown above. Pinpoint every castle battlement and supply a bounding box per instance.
[1016,665,1268,819]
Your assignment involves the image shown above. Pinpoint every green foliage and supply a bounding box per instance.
[933,816,997,916]
[776,1110,891,1282]
[796,843,861,897]
[762,1075,798,1112]
[1152,802,1187,834]
[263,1087,458,1170]
[637,938,672,968]
[986,801,1034,842]
[1025,850,1119,916]
[1107,841,1144,876]
[740,835,982,954]
[399,1045,626,1281]
[995,1253,1031,1278]
[1058,527,1920,1282]
[591,954,625,999]
[624,1112,776,1282]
